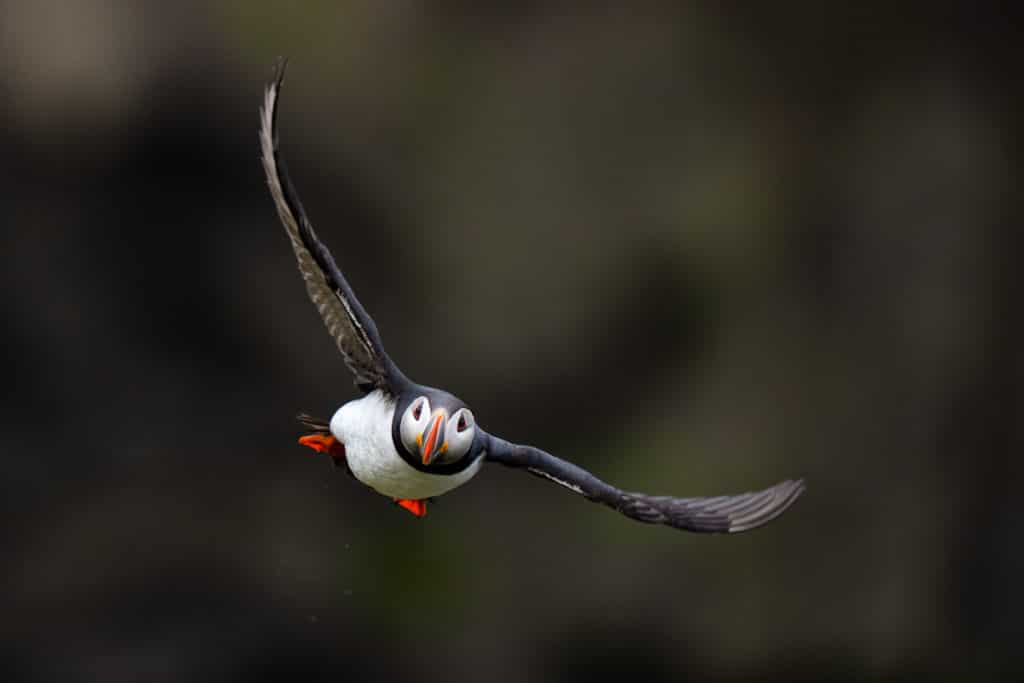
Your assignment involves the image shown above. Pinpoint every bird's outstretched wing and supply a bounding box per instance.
[483,432,804,533]
[260,59,405,395]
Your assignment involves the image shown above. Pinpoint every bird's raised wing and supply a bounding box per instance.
[483,432,804,533]
[260,60,405,395]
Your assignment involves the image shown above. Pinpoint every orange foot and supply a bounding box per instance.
[298,434,346,465]
[394,498,427,517]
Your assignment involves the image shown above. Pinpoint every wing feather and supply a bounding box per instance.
[259,59,405,394]
[484,432,804,534]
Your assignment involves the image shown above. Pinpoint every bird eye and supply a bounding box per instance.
[400,397,431,456]
[437,408,475,464]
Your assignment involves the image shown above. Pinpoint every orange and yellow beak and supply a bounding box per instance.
[419,413,447,465]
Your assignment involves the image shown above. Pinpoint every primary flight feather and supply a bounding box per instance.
[260,60,805,532]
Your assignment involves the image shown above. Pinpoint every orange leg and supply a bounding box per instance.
[298,434,346,465]
[394,499,427,517]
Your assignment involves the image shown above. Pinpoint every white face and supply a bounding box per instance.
[444,407,476,464]
[399,396,476,466]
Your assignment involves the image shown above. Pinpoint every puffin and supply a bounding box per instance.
[259,61,805,532]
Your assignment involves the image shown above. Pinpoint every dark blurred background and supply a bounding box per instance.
[2,2,1020,681]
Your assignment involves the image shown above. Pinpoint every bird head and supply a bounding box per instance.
[398,394,476,466]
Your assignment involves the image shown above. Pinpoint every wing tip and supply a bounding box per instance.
[270,56,289,94]
[260,56,289,141]
[725,478,806,534]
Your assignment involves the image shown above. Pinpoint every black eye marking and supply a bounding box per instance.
[457,414,468,432]
[412,402,422,421]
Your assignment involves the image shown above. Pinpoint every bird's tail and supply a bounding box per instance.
[297,412,331,434]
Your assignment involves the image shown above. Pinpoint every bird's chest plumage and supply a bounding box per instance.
[329,390,481,500]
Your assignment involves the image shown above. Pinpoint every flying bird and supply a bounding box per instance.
[259,61,804,533]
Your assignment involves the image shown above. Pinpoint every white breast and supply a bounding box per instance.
[329,389,483,500]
